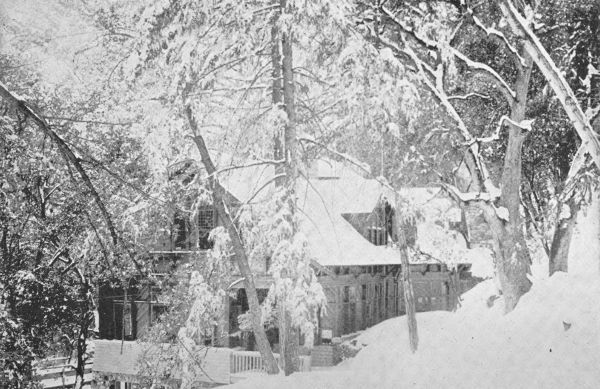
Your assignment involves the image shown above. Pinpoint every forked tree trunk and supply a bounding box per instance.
[549,198,580,275]
[187,108,280,375]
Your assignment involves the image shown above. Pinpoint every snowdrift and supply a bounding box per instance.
[226,272,600,388]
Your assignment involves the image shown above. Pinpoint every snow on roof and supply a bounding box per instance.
[218,158,402,266]
[217,162,275,205]
[218,158,472,267]
[296,177,401,266]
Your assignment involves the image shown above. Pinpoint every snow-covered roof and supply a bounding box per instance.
[218,158,401,266]
[295,177,401,266]
[217,158,476,267]
[217,162,275,205]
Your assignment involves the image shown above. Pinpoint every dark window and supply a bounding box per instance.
[361,285,367,300]
[113,302,133,340]
[404,219,417,247]
[368,226,387,246]
[449,220,462,231]
[343,286,350,303]
[198,207,214,249]
[173,214,187,249]
[384,202,394,240]
[151,304,167,322]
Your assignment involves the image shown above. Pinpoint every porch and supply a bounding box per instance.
[91,340,311,387]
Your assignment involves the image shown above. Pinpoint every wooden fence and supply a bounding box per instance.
[36,356,93,389]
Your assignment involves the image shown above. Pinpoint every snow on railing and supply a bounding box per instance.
[230,350,311,374]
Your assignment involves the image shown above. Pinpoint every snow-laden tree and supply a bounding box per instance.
[356,0,600,312]
[104,0,360,375]
[513,0,600,275]
[0,3,156,385]
[236,190,326,369]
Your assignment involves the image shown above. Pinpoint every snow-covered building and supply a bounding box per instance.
[94,157,486,386]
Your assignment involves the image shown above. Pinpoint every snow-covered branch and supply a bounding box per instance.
[451,48,516,104]
[298,136,397,194]
[227,278,246,290]
[0,83,127,256]
[43,116,134,126]
[585,105,600,122]
[379,6,515,106]
[498,0,600,172]
[395,36,500,197]
[213,159,285,177]
[471,14,527,68]
[564,144,588,187]
[442,183,501,203]
[361,8,503,201]
[447,92,490,101]
[380,5,438,50]
[473,115,534,144]
[241,173,286,206]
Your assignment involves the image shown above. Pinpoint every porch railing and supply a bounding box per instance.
[230,350,311,374]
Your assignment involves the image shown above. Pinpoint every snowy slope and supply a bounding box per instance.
[226,273,600,388]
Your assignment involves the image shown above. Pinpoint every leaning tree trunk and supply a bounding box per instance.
[499,0,600,170]
[187,108,280,375]
[499,0,600,278]
[549,198,580,275]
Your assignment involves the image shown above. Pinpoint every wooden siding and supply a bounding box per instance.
[316,266,472,339]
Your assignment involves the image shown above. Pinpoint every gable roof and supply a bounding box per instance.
[296,176,401,266]
[216,157,482,269]
[217,158,405,266]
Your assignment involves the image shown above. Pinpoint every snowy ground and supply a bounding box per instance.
[225,272,600,388]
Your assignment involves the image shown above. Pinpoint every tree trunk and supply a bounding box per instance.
[549,198,579,275]
[499,0,600,171]
[460,148,529,313]
[499,0,600,280]
[271,0,284,186]
[281,2,297,182]
[496,48,533,312]
[74,282,93,389]
[394,194,418,352]
[187,109,280,375]
[277,0,300,375]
